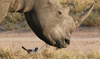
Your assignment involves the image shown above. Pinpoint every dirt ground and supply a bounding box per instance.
[0,27,100,52]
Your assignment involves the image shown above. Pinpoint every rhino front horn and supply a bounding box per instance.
[73,2,95,27]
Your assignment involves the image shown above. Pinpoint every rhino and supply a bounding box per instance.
[0,0,95,48]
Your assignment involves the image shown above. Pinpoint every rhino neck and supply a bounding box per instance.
[9,0,34,13]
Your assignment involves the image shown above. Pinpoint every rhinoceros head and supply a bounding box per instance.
[24,0,95,48]
[0,0,95,48]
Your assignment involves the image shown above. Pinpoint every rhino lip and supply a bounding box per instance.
[54,38,70,48]
[55,43,66,48]
[54,41,67,48]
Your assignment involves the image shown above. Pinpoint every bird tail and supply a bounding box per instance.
[22,46,27,51]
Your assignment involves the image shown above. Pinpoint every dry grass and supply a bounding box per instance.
[0,13,31,31]
[0,49,100,59]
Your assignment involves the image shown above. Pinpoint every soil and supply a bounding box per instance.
[0,26,100,52]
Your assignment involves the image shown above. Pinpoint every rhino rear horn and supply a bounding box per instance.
[66,7,70,14]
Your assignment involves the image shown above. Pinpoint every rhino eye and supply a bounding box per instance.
[58,11,62,15]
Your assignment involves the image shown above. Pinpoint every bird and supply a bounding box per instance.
[22,46,38,53]
[34,47,38,52]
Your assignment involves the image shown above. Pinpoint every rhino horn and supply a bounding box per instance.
[66,7,70,14]
[73,3,95,27]
[80,3,95,21]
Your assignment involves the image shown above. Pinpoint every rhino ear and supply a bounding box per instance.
[65,7,70,14]
[0,1,10,22]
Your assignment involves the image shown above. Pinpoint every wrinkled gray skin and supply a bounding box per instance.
[0,0,95,48]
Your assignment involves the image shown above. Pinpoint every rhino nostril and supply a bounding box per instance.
[65,38,70,45]
[58,11,62,15]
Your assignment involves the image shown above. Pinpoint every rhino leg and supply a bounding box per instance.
[0,1,11,22]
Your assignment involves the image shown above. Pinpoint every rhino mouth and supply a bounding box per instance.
[54,38,70,48]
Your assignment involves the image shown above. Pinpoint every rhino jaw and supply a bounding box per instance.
[43,25,71,48]
[46,37,70,48]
